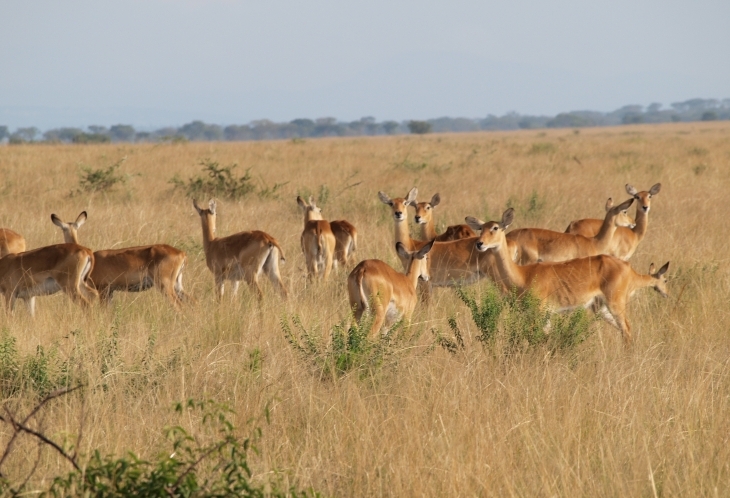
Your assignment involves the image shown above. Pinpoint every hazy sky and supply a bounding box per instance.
[1,0,729,129]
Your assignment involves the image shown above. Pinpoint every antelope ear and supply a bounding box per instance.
[193,199,203,214]
[296,196,307,209]
[614,197,634,212]
[416,239,435,259]
[430,193,441,207]
[656,261,669,276]
[625,184,638,196]
[208,199,217,215]
[604,198,614,211]
[75,211,87,227]
[395,242,410,259]
[649,183,662,196]
[308,195,315,206]
[378,191,393,206]
[406,187,418,205]
[51,214,64,228]
[465,216,484,232]
[649,262,656,274]
[501,208,515,229]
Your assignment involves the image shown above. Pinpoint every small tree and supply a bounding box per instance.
[408,120,432,134]
[382,121,399,135]
[109,124,136,142]
[11,127,40,142]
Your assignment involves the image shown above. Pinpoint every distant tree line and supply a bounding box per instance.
[1,98,728,144]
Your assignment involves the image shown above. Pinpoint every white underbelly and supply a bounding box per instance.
[385,301,402,326]
[15,278,62,299]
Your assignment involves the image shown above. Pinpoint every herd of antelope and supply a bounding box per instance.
[0,182,667,346]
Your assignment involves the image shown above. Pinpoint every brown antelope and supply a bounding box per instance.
[330,220,358,267]
[565,183,661,261]
[51,211,189,308]
[412,192,476,242]
[348,240,434,337]
[564,197,635,235]
[377,188,517,293]
[296,196,336,280]
[194,199,287,300]
[0,229,26,257]
[0,243,98,315]
[506,197,634,264]
[469,208,669,345]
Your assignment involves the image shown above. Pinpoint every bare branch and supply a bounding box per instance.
[0,386,84,473]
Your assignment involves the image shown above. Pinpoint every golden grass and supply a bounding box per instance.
[1,121,730,495]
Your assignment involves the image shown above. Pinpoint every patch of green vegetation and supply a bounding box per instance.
[75,156,129,195]
[693,163,708,176]
[506,190,546,222]
[439,286,596,356]
[282,313,422,380]
[170,159,256,200]
[688,147,709,156]
[0,331,73,398]
[528,142,556,154]
[0,398,318,497]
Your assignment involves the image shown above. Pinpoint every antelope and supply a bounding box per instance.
[377,188,516,293]
[565,183,661,261]
[468,208,669,345]
[330,220,358,267]
[0,243,98,315]
[378,187,519,272]
[0,229,26,257]
[348,240,434,337]
[296,196,336,280]
[194,199,288,300]
[51,211,189,308]
[506,197,634,264]
[564,197,635,235]
[412,192,475,242]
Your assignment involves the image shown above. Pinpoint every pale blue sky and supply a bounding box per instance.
[1,0,728,129]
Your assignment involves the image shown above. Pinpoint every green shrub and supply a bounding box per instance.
[281,314,405,380]
[76,156,128,194]
[408,120,432,134]
[0,398,318,497]
[0,332,73,398]
[442,286,596,356]
[170,159,256,200]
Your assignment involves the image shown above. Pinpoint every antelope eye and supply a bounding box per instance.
[492,226,498,231]
[426,206,431,210]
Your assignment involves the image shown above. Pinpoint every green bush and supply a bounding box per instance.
[442,286,596,356]
[170,159,256,200]
[0,332,72,398]
[76,157,128,194]
[281,314,404,380]
[408,120,432,134]
[0,398,318,497]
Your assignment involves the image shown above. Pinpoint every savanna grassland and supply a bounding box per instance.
[1,122,730,496]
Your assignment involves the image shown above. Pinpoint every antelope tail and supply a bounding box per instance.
[357,271,368,312]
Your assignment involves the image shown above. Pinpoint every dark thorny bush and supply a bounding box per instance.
[170,159,256,200]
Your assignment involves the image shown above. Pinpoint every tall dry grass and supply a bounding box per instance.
[1,122,729,495]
